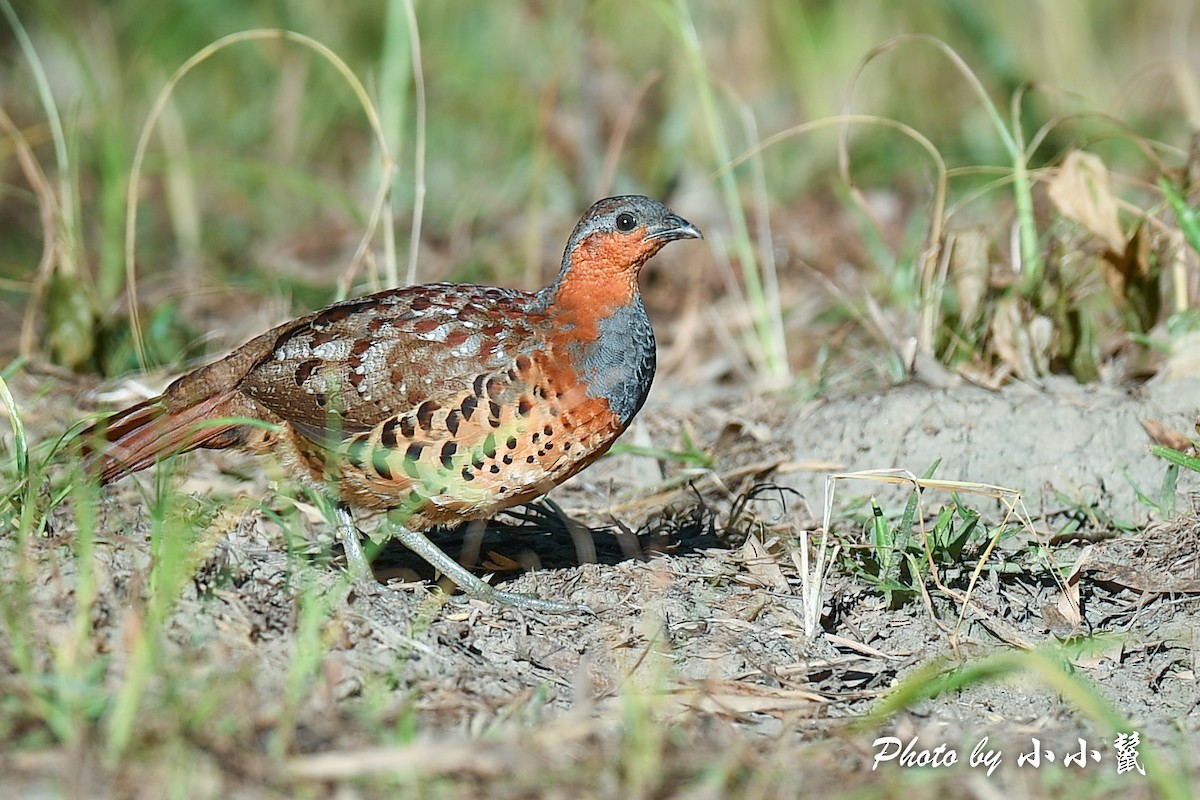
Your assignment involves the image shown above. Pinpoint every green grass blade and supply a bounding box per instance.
[1150,444,1200,474]
[1160,177,1200,256]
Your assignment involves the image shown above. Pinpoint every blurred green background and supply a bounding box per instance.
[2,0,1198,381]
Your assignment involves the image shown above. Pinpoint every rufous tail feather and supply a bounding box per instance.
[82,393,241,484]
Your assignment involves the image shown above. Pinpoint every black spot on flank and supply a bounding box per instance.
[506,436,517,450]
[473,375,487,397]
[372,450,393,480]
[506,368,518,382]
[564,442,572,451]
[543,424,553,436]
[517,397,533,417]
[400,416,416,438]
[381,418,400,448]
[406,443,425,462]
[531,432,540,443]
[314,393,327,408]
[537,450,545,458]
[460,395,478,420]
[294,359,320,387]
[545,442,554,450]
[490,465,500,474]
[417,400,440,430]
[488,400,502,420]
[461,467,474,482]
[502,454,513,465]
[445,409,461,436]
[472,456,484,469]
[488,418,502,429]
[440,441,457,468]
[526,455,536,464]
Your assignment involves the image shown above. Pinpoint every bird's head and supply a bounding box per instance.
[548,195,702,316]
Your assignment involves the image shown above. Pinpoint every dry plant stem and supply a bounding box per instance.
[0,0,78,285]
[0,106,58,361]
[669,0,787,383]
[596,71,662,197]
[840,34,1030,273]
[334,504,372,576]
[723,113,947,364]
[127,29,398,366]
[823,470,1042,648]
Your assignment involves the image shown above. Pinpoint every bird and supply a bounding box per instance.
[82,195,702,613]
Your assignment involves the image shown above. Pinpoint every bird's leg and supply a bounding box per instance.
[388,519,592,615]
[334,503,373,577]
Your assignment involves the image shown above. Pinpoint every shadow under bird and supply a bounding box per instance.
[82,195,702,613]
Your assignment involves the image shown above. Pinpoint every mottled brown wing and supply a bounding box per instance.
[237,283,548,443]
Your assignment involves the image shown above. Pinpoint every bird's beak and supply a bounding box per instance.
[647,213,703,242]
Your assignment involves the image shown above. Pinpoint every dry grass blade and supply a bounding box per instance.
[0,107,58,363]
[287,740,523,780]
[125,29,398,366]
[822,468,1044,648]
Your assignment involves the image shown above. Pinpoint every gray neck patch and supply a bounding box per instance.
[573,297,656,427]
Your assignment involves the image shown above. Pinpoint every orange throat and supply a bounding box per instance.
[549,232,659,340]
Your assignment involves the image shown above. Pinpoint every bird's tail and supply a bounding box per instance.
[81,392,243,484]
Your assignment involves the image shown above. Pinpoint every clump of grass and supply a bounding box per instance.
[813,466,1041,639]
[724,33,1199,388]
[122,27,400,367]
[657,0,791,387]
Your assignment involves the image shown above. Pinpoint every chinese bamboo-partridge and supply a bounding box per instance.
[83,195,702,612]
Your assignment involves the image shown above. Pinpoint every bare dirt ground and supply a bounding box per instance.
[4,370,1200,798]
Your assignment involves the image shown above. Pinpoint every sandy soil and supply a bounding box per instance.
[3,371,1198,797]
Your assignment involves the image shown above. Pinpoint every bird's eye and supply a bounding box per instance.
[615,212,637,232]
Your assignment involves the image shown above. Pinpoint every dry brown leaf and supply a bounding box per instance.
[1048,150,1125,252]
[949,229,990,328]
[991,297,1053,378]
[1089,561,1200,593]
[1141,418,1196,453]
[1054,544,1091,629]
[739,533,789,590]
[1101,224,1158,331]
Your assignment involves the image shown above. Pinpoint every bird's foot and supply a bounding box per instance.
[390,520,592,615]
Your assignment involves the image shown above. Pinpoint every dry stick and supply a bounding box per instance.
[1,108,58,361]
[126,29,396,367]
